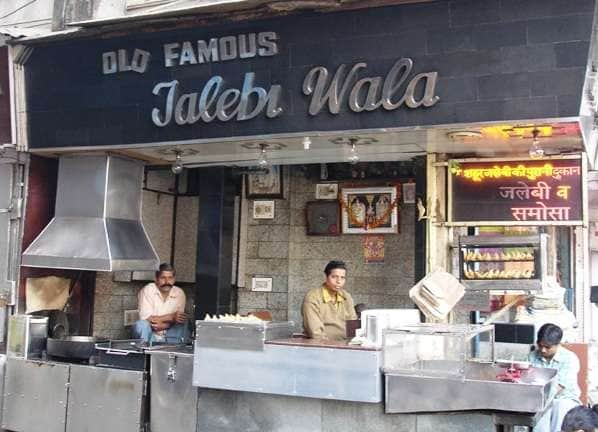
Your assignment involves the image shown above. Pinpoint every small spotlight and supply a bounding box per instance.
[258,143,269,167]
[302,136,311,150]
[171,151,184,174]
[348,141,360,164]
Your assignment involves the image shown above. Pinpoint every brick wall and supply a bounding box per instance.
[239,167,416,329]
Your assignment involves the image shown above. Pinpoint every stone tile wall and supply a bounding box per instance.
[240,167,417,329]
[93,272,196,339]
[92,169,198,337]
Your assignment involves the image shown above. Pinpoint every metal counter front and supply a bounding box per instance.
[193,335,383,403]
[149,346,197,432]
[385,361,558,414]
[2,358,146,432]
[3,358,70,432]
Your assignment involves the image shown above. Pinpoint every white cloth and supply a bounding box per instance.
[534,398,579,432]
[26,276,70,313]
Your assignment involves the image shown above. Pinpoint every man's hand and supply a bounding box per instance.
[173,311,188,324]
[150,321,171,332]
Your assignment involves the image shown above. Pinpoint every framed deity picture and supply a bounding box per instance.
[341,186,399,234]
[246,166,284,199]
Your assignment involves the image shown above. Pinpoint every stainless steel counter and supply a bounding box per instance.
[193,337,383,403]
[148,346,197,432]
[2,358,146,432]
[385,361,557,414]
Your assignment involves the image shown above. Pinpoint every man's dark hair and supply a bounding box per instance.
[561,405,598,432]
[324,260,347,276]
[156,263,176,278]
[536,323,563,346]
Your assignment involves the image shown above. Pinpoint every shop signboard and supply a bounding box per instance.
[450,157,583,225]
[23,0,594,150]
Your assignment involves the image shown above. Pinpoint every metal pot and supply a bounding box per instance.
[47,336,109,360]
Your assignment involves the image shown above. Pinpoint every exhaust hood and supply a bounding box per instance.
[22,155,159,271]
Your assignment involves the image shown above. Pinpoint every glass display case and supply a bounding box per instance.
[457,234,547,291]
[382,323,495,379]
[383,323,559,414]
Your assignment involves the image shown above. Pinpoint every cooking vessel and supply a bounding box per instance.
[47,336,109,360]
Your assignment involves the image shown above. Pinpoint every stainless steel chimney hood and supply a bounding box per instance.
[22,155,159,271]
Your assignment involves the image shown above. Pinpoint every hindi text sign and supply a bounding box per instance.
[451,159,582,224]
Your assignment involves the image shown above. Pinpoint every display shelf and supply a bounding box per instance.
[455,234,547,292]
[461,279,542,291]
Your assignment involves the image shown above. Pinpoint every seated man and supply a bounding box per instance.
[132,263,188,344]
[302,260,357,341]
[528,323,581,432]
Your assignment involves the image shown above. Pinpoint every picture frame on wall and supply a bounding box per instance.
[246,165,284,199]
[306,201,340,236]
[253,200,275,219]
[341,186,399,234]
[315,183,339,200]
[251,277,273,292]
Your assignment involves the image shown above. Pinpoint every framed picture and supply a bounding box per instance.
[246,165,284,198]
[306,201,340,236]
[253,200,275,219]
[315,183,339,200]
[402,182,416,204]
[341,186,399,234]
[251,277,273,292]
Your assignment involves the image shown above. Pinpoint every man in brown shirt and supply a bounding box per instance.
[302,260,357,341]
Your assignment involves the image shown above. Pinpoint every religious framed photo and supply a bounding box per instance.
[341,186,399,234]
[246,165,284,199]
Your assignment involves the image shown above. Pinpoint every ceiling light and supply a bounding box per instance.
[348,139,360,164]
[302,136,311,150]
[258,143,269,167]
[528,128,545,159]
[171,151,184,174]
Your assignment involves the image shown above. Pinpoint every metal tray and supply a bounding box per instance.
[195,321,294,351]
[95,339,148,371]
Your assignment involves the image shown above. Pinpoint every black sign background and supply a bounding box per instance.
[451,159,582,223]
[24,0,594,149]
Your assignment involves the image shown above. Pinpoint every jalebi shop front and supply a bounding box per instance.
[2,0,597,431]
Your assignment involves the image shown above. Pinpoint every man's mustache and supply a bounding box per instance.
[159,284,173,289]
